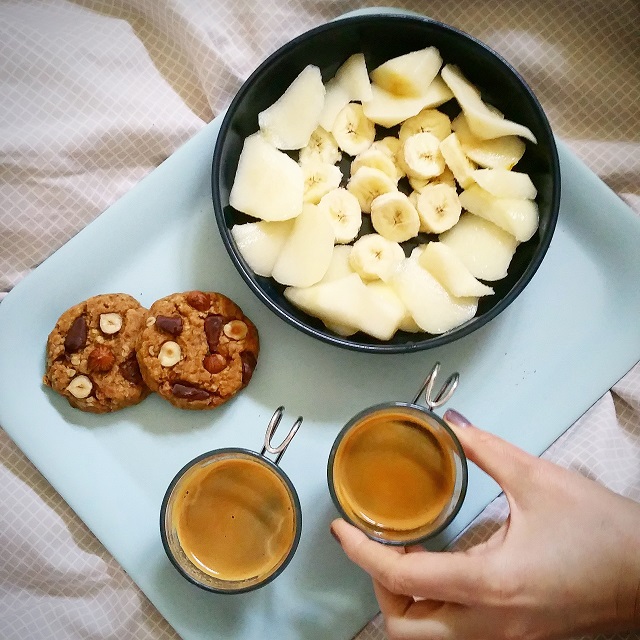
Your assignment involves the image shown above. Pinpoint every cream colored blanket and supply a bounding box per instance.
[1,1,639,638]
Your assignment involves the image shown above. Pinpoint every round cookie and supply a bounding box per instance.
[43,293,150,413]
[136,291,259,410]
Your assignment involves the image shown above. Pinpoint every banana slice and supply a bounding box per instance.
[299,127,342,165]
[229,133,304,221]
[349,233,405,282]
[418,241,494,297]
[371,136,401,159]
[399,132,446,179]
[415,183,461,234]
[441,64,537,143]
[258,65,326,150]
[452,114,526,170]
[399,109,452,144]
[439,212,518,281]
[351,147,401,183]
[408,166,456,192]
[458,184,539,242]
[370,46,443,97]
[440,132,477,189]
[317,188,362,243]
[331,103,376,156]
[471,168,537,200]
[347,166,398,213]
[301,161,343,204]
[370,191,421,243]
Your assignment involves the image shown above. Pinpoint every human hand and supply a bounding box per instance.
[331,409,640,640]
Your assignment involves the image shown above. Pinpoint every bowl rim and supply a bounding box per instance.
[212,12,561,354]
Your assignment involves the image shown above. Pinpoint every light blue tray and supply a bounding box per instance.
[1,79,640,640]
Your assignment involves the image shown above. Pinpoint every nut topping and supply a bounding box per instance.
[186,291,211,311]
[203,353,227,374]
[87,345,115,372]
[145,316,156,327]
[204,314,225,351]
[99,313,123,335]
[171,382,210,401]
[64,316,87,353]
[223,320,248,341]
[158,341,181,367]
[66,375,93,399]
[155,315,183,336]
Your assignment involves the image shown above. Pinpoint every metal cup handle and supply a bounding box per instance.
[260,406,303,465]
[412,362,459,410]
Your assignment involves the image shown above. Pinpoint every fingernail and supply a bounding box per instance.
[329,523,341,544]
[444,408,473,428]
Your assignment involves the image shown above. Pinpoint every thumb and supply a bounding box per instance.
[444,408,537,495]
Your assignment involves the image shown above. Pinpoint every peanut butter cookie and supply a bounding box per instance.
[136,291,259,410]
[44,293,150,413]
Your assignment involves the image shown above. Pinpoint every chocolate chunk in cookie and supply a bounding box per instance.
[43,293,150,413]
[136,291,259,410]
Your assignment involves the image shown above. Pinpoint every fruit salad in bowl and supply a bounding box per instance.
[212,13,560,353]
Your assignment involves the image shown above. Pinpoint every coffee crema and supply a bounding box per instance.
[171,455,296,582]
[332,409,456,534]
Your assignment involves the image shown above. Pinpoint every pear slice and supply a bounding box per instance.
[367,280,421,333]
[459,184,539,242]
[320,245,355,283]
[318,54,372,132]
[362,83,437,128]
[452,114,525,169]
[370,47,442,97]
[258,65,325,150]
[229,133,304,221]
[388,259,478,334]
[230,219,294,277]
[271,204,335,287]
[441,64,536,143]
[472,168,537,200]
[439,212,518,281]
[284,273,403,341]
[418,242,494,297]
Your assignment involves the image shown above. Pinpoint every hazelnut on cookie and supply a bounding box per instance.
[136,291,259,410]
[43,293,150,413]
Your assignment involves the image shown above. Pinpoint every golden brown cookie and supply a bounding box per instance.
[136,291,259,410]
[43,294,150,413]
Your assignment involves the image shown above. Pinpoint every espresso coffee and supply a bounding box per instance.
[171,455,296,582]
[332,408,456,535]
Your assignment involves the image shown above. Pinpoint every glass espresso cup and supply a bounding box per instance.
[160,407,302,593]
[327,364,467,545]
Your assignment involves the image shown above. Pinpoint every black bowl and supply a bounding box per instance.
[212,13,560,354]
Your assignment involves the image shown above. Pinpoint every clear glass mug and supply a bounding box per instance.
[327,363,468,545]
[160,407,302,593]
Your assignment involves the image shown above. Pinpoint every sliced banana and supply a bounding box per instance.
[347,166,397,213]
[441,64,537,143]
[439,212,518,281]
[298,127,342,165]
[399,132,446,179]
[399,109,451,144]
[370,191,421,243]
[351,147,401,183]
[440,132,477,189]
[471,168,537,200]
[331,103,376,156]
[415,183,462,234]
[317,188,362,243]
[371,136,401,159]
[349,233,405,282]
[408,166,456,192]
[301,160,343,204]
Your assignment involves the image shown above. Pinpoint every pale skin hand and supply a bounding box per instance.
[331,409,640,640]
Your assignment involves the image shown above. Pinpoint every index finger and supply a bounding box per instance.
[331,519,486,603]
